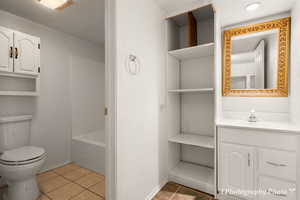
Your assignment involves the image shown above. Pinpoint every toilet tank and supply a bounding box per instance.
[0,115,33,153]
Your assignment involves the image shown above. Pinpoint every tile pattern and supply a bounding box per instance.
[37,163,105,200]
[2,164,213,200]
[153,182,215,200]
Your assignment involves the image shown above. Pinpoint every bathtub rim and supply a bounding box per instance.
[72,133,106,148]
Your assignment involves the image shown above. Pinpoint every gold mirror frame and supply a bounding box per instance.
[222,17,291,97]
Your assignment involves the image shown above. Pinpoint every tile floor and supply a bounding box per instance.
[1,164,214,200]
[37,163,105,200]
[153,182,215,200]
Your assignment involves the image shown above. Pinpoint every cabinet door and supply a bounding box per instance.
[258,176,296,200]
[219,143,255,199]
[14,31,40,75]
[0,27,13,72]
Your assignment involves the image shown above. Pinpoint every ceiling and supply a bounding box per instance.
[214,0,295,26]
[0,0,105,46]
[155,0,205,14]
[0,0,295,46]
[155,0,295,26]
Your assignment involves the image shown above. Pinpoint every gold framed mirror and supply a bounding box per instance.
[222,17,291,97]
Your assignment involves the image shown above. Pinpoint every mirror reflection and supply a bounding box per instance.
[231,30,279,90]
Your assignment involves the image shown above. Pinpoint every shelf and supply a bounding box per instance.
[169,133,214,149]
[0,71,38,79]
[168,43,214,60]
[0,91,38,96]
[168,88,214,93]
[169,162,214,195]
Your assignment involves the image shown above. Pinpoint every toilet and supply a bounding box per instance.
[0,115,46,200]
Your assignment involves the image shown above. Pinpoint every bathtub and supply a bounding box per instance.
[71,130,105,174]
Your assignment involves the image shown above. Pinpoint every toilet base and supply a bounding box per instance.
[5,177,40,200]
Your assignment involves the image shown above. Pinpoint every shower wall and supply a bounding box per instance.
[70,54,105,138]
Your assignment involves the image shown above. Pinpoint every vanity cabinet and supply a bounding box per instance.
[218,127,297,200]
[219,143,255,200]
[0,26,40,75]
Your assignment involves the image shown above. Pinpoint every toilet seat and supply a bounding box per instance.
[0,146,46,166]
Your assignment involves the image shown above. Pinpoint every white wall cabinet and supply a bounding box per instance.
[218,127,297,200]
[0,26,40,75]
[14,31,40,75]
[0,27,14,72]
[0,26,40,96]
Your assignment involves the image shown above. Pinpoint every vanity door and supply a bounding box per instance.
[0,27,14,72]
[219,143,255,200]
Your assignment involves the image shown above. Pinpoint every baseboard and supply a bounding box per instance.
[39,160,72,173]
[145,179,168,200]
[217,194,242,200]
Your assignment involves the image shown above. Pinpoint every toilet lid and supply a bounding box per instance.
[0,146,45,162]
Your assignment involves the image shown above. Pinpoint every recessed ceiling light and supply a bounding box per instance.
[37,0,74,10]
[245,2,261,11]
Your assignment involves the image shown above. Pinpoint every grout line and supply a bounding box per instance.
[169,185,181,200]
[85,181,102,190]
[52,168,79,176]
[67,188,86,200]
[44,193,53,200]
[39,164,105,199]
[45,182,73,194]
[86,187,105,198]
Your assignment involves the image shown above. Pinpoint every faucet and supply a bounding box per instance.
[248,109,257,122]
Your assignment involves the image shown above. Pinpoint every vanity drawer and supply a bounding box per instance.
[258,176,296,200]
[219,128,297,151]
[259,149,296,181]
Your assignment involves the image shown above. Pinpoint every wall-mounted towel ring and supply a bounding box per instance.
[126,54,141,75]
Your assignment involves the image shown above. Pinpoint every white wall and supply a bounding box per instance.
[181,58,214,136]
[0,10,105,171]
[115,0,166,199]
[291,3,300,199]
[71,55,105,138]
[290,1,300,123]
[159,0,212,18]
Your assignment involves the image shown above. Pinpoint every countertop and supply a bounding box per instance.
[217,119,300,134]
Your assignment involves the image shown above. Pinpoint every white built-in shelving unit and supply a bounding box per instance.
[0,72,40,96]
[0,91,38,96]
[168,43,214,60]
[169,133,214,149]
[169,162,215,194]
[165,4,216,196]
